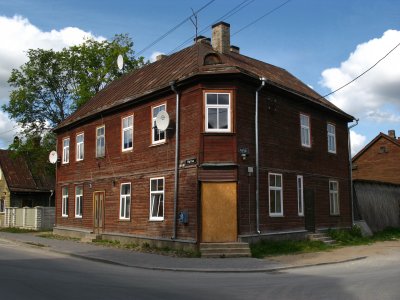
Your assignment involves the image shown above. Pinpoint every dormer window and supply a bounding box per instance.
[204,53,222,65]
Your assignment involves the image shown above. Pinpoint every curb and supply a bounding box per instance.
[2,235,368,273]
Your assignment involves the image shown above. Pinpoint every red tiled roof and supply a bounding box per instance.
[0,150,54,193]
[56,41,353,130]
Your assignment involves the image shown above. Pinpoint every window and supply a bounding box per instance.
[0,199,4,213]
[76,133,84,161]
[62,138,70,164]
[152,104,166,144]
[96,126,105,157]
[119,183,131,220]
[62,187,68,217]
[297,175,304,216]
[300,114,311,147]
[269,173,283,216]
[329,180,340,215]
[75,186,83,218]
[150,177,164,220]
[205,93,231,132]
[327,123,336,153]
[122,116,133,151]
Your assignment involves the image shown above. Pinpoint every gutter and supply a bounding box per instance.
[348,118,359,225]
[170,81,179,240]
[255,77,266,234]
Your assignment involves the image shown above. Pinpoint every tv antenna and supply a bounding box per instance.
[190,8,198,42]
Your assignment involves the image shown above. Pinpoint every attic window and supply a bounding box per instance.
[379,146,388,154]
[204,53,222,65]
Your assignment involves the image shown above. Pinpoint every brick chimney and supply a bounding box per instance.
[388,129,396,139]
[230,45,240,54]
[212,22,230,54]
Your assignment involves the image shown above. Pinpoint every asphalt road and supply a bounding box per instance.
[1,239,399,300]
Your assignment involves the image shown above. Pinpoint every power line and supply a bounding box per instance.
[232,0,292,36]
[135,0,216,57]
[321,40,400,99]
[0,125,19,137]
[168,0,255,54]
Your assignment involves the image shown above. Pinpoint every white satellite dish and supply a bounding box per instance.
[117,54,124,70]
[155,110,170,131]
[49,151,58,164]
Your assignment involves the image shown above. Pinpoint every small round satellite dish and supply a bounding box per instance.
[155,110,170,131]
[117,54,124,70]
[49,151,58,164]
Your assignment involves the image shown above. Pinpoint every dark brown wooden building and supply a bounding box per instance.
[53,22,354,250]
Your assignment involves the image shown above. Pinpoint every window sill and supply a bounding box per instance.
[119,218,131,222]
[330,214,340,217]
[62,215,68,218]
[202,132,235,136]
[149,141,167,147]
[269,214,284,218]
[149,218,164,222]
[75,216,82,219]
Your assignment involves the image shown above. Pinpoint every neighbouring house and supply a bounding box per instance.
[352,130,400,185]
[53,22,354,251]
[352,130,400,232]
[0,149,54,226]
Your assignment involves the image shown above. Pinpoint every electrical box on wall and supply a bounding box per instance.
[178,210,189,224]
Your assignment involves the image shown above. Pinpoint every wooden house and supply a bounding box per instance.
[0,150,54,226]
[53,22,354,251]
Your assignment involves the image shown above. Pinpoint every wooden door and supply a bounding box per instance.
[304,188,315,232]
[93,191,105,234]
[201,182,237,242]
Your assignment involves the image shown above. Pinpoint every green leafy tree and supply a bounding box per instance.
[3,34,145,174]
[4,34,145,135]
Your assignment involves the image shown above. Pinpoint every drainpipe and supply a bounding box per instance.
[255,77,266,234]
[348,118,359,226]
[170,81,179,240]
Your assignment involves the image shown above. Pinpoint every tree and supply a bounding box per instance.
[3,34,145,175]
[3,34,145,135]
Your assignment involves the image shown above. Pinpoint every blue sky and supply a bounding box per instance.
[0,0,399,154]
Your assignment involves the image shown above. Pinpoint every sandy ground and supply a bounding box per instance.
[268,240,400,267]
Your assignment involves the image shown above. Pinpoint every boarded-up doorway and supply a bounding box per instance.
[201,182,237,242]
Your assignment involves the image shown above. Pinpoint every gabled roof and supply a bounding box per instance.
[0,150,54,193]
[352,132,400,162]
[55,41,353,131]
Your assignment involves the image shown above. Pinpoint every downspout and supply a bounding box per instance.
[255,77,266,234]
[348,118,359,226]
[170,81,179,240]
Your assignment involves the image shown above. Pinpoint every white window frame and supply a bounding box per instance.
[120,183,131,220]
[297,175,304,216]
[300,114,311,148]
[76,133,84,161]
[122,115,133,151]
[152,104,166,145]
[96,126,105,157]
[329,180,340,216]
[75,186,83,218]
[205,92,231,133]
[62,187,68,217]
[327,123,337,154]
[62,137,70,164]
[268,173,283,217]
[150,177,164,221]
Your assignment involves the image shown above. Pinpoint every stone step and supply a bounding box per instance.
[308,233,336,245]
[200,242,251,258]
[81,233,101,243]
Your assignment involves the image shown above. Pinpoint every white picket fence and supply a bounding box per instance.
[4,207,55,230]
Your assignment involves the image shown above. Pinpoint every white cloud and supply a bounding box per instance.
[0,15,105,148]
[350,130,367,157]
[150,51,165,63]
[320,30,400,122]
